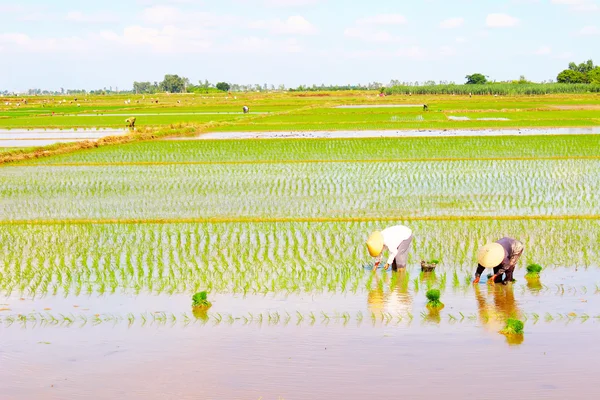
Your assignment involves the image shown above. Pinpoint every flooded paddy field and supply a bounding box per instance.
[1,219,600,399]
[2,115,600,397]
[0,128,128,148]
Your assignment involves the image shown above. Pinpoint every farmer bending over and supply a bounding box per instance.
[367,225,413,271]
[474,237,524,285]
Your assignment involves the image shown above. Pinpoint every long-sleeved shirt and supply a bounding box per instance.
[375,225,413,265]
[475,237,524,279]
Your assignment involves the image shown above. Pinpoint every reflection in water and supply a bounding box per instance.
[192,307,209,322]
[526,277,543,293]
[474,285,524,346]
[367,271,413,315]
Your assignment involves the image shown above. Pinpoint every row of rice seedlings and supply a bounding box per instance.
[25,135,600,165]
[1,220,600,299]
[2,159,600,220]
[1,311,597,329]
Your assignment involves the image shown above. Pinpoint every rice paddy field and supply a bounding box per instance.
[1,91,600,399]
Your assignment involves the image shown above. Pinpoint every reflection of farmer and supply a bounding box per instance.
[367,271,413,315]
[367,225,413,271]
[475,284,523,345]
[474,237,524,285]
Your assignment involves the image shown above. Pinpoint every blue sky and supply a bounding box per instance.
[1,0,599,91]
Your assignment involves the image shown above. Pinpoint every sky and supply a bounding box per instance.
[1,0,599,91]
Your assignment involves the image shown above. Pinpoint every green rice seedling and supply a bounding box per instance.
[525,263,543,279]
[192,291,212,310]
[500,318,524,336]
[426,289,444,310]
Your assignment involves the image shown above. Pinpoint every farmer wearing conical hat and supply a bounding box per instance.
[367,225,413,271]
[474,237,524,285]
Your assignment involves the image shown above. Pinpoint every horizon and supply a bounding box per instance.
[1,0,599,92]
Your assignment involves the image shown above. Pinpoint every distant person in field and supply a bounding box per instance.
[473,237,524,285]
[126,117,136,128]
[367,225,413,271]
[243,106,249,114]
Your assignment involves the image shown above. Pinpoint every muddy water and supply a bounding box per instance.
[1,267,600,399]
[189,127,600,140]
[0,128,128,147]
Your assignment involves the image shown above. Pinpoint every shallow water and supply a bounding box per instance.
[190,127,600,140]
[1,267,599,399]
[0,128,128,147]
[336,104,425,108]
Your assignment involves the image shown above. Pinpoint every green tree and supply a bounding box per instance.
[216,82,231,92]
[588,67,600,84]
[160,74,186,93]
[569,59,595,74]
[465,73,487,85]
[557,69,586,83]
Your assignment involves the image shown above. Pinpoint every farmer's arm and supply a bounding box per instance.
[373,254,383,270]
[473,264,486,283]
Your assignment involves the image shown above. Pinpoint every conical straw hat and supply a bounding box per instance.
[367,231,384,257]
[477,243,505,268]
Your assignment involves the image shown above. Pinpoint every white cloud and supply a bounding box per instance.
[249,16,318,35]
[535,45,552,55]
[455,36,467,43]
[579,25,600,35]
[344,27,405,43]
[100,25,212,52]
[486,13,519,28]
[551,0,599,11]
[0,33,86,53]
[65,11,119,23]
[440,17,464,29]
[264,0,321,5]
[356,14,407,25]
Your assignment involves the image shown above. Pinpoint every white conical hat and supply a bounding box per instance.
[477,243,505,268]
[367,231,384,257]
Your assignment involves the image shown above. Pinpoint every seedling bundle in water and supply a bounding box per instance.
[426,289,444,310]
[525,263,543,279]
[500,318,524,336]
[192,291,212,310]
[421,259,440,273]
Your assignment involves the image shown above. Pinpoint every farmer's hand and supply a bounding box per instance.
[373,261,380,271]
[473,276,480,284]
[384,263,390,271]
[488,275,497,285]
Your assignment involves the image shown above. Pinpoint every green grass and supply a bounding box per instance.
[2,92,600,131]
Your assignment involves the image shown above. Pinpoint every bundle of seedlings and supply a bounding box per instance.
[420,259,440,273]
[425,289,444,310]
[525,263,543,279]
[499,318,524,336]
[192,291,212,310]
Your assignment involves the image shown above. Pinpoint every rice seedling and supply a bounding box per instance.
[525,264,543,279]
[500,318,525,336]
[425,289,444,310]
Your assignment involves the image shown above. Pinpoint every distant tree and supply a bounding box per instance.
[557,69,587,84]
[216,82,231,92]
[133,81,156,94]
[160,74,186,93]
[465,73,487,84]
[588,67,600,84]
[569,59,595,74]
